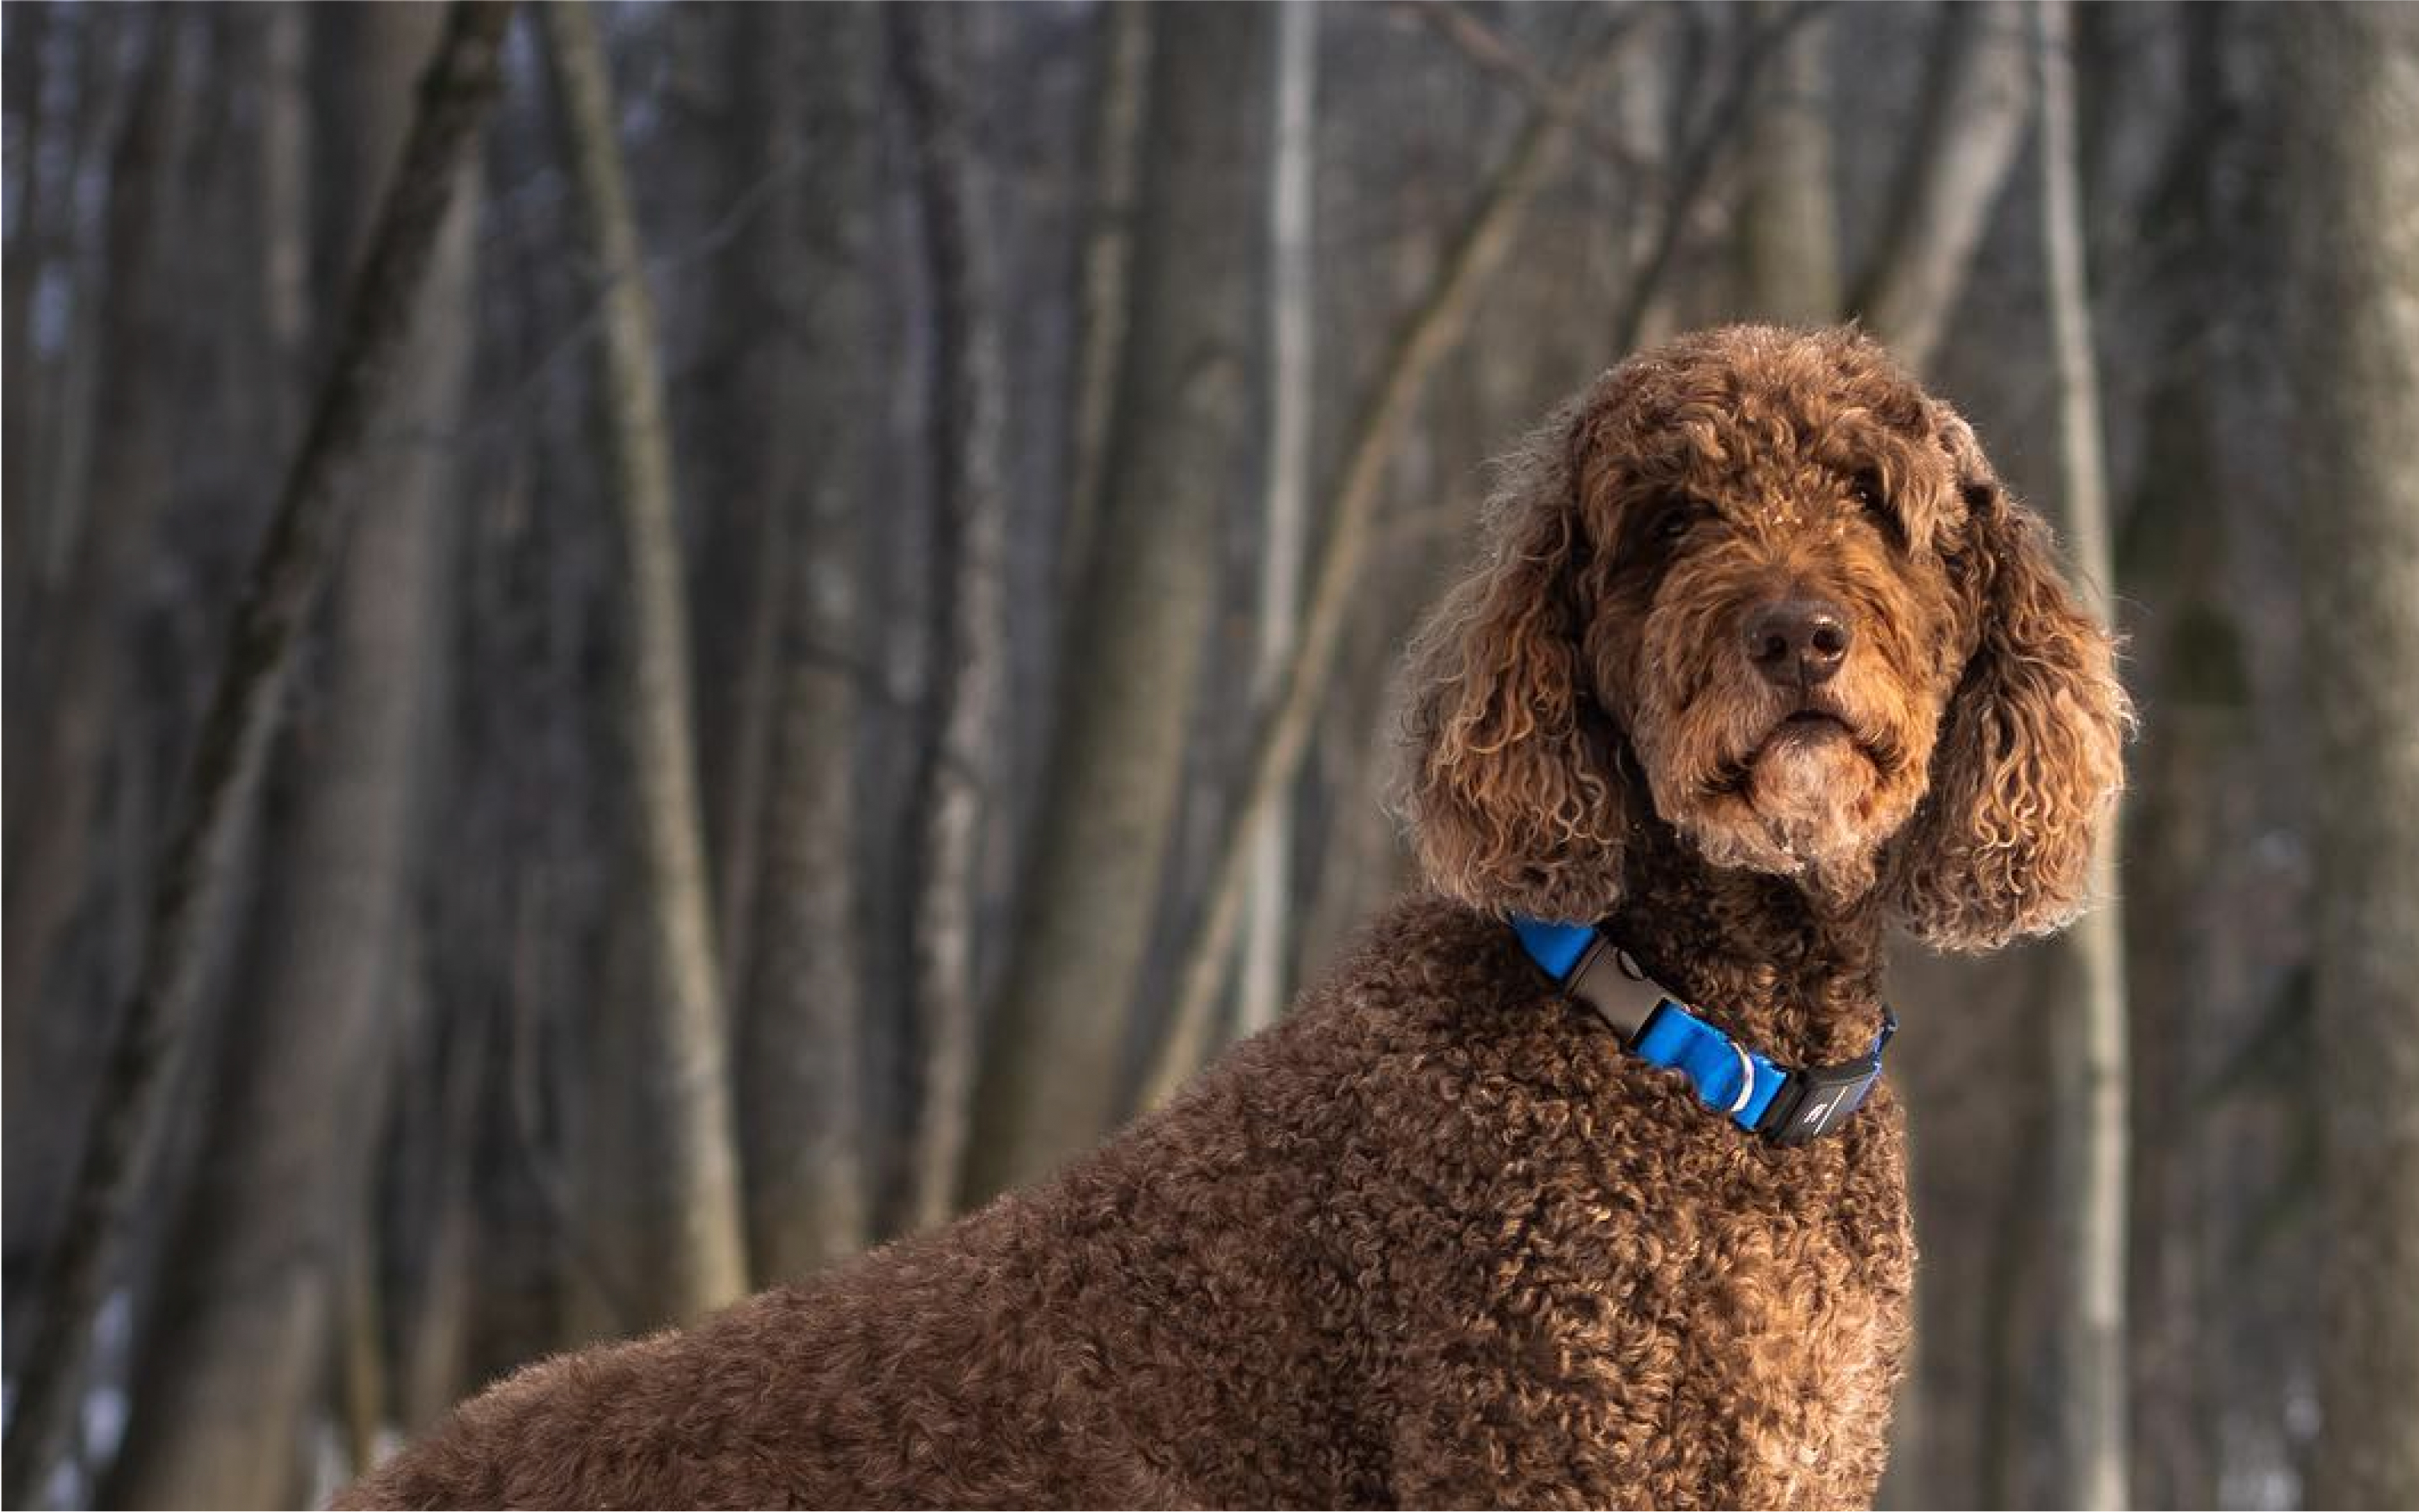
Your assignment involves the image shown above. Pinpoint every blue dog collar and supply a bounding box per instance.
[1511,915,1895,1144]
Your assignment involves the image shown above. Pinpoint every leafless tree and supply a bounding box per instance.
[718,3,880,1285]
[2285,5,2419,1505]
[537,0,749,1316]
[1846,1,2033,370]
[1238,0,1322,1040]
[104,8,482,1500]
[0,6,515,1500]
[964,3,1273,1205]
[2034,3,2131,1506]
[888,3,1013,1234]
[1141,18,1643,1108]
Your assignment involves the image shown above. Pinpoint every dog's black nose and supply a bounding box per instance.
[1746,597,1851,688]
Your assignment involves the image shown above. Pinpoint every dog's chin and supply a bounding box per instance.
[1669,720,1892,884]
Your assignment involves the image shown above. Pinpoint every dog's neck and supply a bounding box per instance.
[1605,826,1891,1067]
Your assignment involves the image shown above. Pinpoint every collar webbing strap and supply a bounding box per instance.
[1509,915,1895,1144]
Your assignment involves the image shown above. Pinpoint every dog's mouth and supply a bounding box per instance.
[1700,706,1899,801]
[1773,709,1847,735]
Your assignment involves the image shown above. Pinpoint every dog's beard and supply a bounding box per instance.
[1632,684,1929,893]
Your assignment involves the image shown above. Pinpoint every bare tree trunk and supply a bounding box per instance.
[730,2,877,1280]
[2113,17,2239,1505]
[537,0,748,1318]
[887,5,1011,1233]
[0,8,515,1501]
[963,3,1270,1206]
[103,9,479,1501]
[1237,0,1319,1040]
[1139,24,1636,1110]
[2284,6,2419,1505]
[1846,0,2032,370]
[1736,2,1837,322]
[2034,5,2129,1508]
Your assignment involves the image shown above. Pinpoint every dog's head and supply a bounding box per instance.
[1401,325,2127,950]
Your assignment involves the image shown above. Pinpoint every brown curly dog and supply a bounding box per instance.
[338,325,2125,1510]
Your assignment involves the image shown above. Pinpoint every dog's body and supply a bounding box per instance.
[342,891,1908,1511]
[342,327,2120,1510]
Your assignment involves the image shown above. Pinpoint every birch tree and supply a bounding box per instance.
[2034,4,2129,1507]
[1238,0,1319,1039]
[1059,3,1153,597]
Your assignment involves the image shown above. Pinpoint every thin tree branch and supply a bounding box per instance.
[1399,1,1653,176]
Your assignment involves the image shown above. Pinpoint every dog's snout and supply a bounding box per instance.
[1745,597,1851,688]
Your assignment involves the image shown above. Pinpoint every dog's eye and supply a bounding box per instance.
[1652,499,1705,543]
[1851,471,1904,545]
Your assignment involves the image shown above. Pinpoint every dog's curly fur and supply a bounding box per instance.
[338,326,2125,1510]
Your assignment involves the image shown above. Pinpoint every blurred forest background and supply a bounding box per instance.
[4,1,2416,1508]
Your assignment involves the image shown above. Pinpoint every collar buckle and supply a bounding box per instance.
[1565,934,1669,1045]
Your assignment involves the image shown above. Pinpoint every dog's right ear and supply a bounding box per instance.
[1398,409,1632,921]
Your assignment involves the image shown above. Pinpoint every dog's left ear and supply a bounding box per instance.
[1886,405,2131,951]
[1397,408,1633,921]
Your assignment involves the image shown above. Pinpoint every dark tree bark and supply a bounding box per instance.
[0,7,515,1503]
[2,0,52,647]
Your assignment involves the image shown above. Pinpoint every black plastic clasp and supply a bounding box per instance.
[1758,1058,1883,1144]
[1564,935,1670,1046]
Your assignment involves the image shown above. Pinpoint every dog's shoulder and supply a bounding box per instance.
[1294,892,1553,1038]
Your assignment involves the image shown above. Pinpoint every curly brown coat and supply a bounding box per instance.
[337,325,2126,1510]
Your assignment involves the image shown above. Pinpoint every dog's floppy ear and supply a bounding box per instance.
[1887,405,2130,950]
[1398,408,1633,921]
